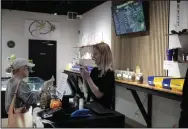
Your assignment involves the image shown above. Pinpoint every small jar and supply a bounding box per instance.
[186,53,188,62]
[182,53,186,62]
[115,70,118,79]
[116,70,122,80]
[131,72,136,82]
[128,72,132,82]
[122,71,127,81]
[136,73,144,84]
[122,71,129,81]
[125,71,129,81]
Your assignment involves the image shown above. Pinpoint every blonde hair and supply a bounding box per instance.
[93,43,113,76]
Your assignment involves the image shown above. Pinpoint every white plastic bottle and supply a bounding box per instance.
[79,98,84,110]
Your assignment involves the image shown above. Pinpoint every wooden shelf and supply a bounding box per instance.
[165,32,188,36]
[64,70,182,96]
[164,60,188,64]
[115,79,182,96]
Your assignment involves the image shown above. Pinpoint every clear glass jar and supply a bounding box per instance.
[122,71,127,81]
[116,70,122,80]
[136,73,144,84]
[131,72,136,82]
[128,72,132,82]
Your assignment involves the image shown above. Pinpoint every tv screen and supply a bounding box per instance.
[112,1,148,35]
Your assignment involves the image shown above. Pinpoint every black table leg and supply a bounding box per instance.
[148,94,152,128]
[129,89,152,128]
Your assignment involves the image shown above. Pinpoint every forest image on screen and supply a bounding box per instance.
[113,1,146,35]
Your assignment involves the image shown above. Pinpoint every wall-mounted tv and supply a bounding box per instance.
[112,1,149,36]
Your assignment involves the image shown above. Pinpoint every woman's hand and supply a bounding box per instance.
[80,67,90,80]
[80,67,104,99]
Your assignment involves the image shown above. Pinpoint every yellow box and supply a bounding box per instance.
[153,77,173,88]
[170,79,185,92]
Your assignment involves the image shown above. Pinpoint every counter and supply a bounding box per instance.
[116,79,182,101]
[35,103,125,128]
[64,70,183,128]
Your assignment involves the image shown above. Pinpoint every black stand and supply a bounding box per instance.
[129,89,152,128]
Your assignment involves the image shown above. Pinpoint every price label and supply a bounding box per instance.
[163,61,174,70]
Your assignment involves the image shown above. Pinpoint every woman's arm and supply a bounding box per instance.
[86,77,104,98]
[80,68,104,98]
[18,81,41,105]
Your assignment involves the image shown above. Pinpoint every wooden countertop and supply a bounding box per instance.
[64,70,183,96]
[116,80,182,96]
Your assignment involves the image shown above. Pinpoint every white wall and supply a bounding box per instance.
[0,0,1,84]
[79,1,112,47]
[168,1,188,77]
[2,10,80,82]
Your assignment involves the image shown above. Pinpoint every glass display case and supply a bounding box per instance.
[1,77,11,91]
[1,77,44,91]
[25,77,44,91]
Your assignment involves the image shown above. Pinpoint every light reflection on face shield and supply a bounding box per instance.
[27,67,34,73]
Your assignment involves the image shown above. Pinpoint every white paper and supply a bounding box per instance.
[163,60,174,70]
[56,73,69,100]
[56,90,63,101]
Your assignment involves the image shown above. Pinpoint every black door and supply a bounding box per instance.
[29,39,56,84]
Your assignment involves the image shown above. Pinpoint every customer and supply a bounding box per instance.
[5,58,43,113]
[179,68,188,128]
[80,43,115,109]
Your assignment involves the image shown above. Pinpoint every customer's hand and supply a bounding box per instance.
[80,67,90,81]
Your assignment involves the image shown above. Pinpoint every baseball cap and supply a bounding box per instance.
[12,58,35,70]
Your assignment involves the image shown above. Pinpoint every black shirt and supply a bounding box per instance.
[181,68,188,111]
[88,67,115,109]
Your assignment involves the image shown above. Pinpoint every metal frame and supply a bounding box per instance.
[116,81,182,128]
[129,89,152,128]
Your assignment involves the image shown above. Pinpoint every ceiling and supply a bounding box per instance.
[2,0,107,15]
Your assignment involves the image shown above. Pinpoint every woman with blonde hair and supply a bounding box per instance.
[80,43,115,109]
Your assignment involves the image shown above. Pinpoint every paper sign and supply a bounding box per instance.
[56,73,69,100]
[56,90,63,101]
[163,60,174,70]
